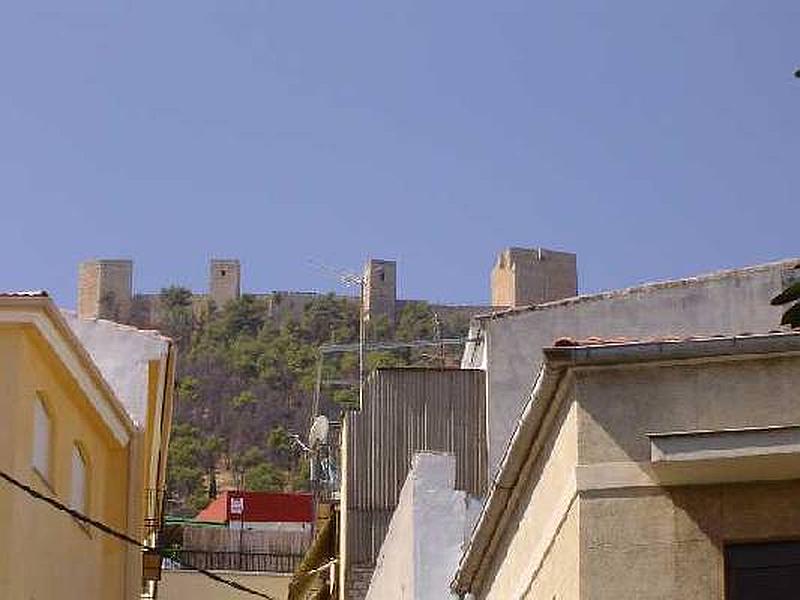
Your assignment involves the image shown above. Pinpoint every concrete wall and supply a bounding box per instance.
[160,571,291,599]
[576,355,800,467]
[63,310,175,508]
[579,481,800,600]
[458,334,800,599]
[345,368,486,576]
[571,349,800,599]
[478,400,580,600]
[366,453,473,600]
[0,326,135,599]
[469,258,798,476]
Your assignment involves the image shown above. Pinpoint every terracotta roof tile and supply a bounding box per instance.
[551,330,792,348]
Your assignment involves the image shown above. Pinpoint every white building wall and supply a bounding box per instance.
[464,259,798,476]
[366,453,475,600]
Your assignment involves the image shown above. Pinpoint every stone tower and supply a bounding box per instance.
[363,259,397,323]
[491,247,577,308]
[78,259,134,322]
[209,259,241,308]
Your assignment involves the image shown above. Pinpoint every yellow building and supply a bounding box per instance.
[0,292,175,599]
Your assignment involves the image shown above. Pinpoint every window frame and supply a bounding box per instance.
[70,442,90,516]
[32,392,53,488]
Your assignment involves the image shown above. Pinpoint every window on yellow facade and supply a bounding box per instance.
[70,444,88,515]
[32,393,52,484]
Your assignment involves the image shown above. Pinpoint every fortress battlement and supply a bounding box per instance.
[77,249,578,328]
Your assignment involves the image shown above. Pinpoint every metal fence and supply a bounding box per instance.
[345,368,487,566]
[166,550,304,573]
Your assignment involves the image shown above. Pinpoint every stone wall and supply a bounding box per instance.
[490,247,577,308]
[209,259,241,308]
[78,259,133,321]
[363,259,397,323]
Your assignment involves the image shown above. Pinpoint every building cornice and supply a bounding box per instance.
[451,330,800,595]
[0,297,134,445]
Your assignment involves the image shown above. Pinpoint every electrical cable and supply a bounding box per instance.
[0,469,278,600]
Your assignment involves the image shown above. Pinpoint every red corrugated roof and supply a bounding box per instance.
[195,491,313,523]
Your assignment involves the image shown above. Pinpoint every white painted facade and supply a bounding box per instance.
[366,453,480,600]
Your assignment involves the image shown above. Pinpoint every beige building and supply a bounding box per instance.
[452,333,800,599]
[0,292,175,600]
[160,571,292,599]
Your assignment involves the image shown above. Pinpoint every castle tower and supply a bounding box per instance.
[491,247,577,308]
[209,259,241,308]
[363,259,397,323]
[78,259,134,322]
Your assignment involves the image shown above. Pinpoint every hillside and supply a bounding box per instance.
[157,287,470,516]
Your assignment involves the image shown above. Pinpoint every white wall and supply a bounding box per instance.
[466,259,797,476]
[366,453,476,600]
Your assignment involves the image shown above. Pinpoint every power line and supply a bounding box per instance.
[318,337,472,354]
[0,469,278,600]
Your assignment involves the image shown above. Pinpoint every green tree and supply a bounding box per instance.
[267,425,292,469]
[244,462,284,491]
[771,276,800,328]
[159,286,194,347]
[395,302,436,341]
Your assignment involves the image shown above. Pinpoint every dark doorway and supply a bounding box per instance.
[726,541,800,600]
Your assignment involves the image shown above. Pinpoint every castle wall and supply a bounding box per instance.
[363,260,397,323]
[79,249,542,329]
[491,248,577,308]
[209,259,241,308]
[78,259,133,322]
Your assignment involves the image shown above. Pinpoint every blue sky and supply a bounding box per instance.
[3,2,799,308]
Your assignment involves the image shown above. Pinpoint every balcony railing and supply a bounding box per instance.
[164,550,304,574]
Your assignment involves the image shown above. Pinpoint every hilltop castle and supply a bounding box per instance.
[76,248,579,328]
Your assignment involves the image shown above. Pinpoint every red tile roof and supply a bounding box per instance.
[196,491,313,523]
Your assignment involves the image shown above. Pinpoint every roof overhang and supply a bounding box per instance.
[648,424,800,485]
[452,331,800,595]
[0,296,134,445]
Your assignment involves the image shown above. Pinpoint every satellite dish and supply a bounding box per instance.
[308,415,330,448]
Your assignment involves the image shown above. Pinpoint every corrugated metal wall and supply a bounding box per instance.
[345,368,486,566]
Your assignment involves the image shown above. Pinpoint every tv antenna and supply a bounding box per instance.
[308,259,369,413]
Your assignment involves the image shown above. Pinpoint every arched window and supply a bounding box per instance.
[32,393,52,484]
[70,444,89,515]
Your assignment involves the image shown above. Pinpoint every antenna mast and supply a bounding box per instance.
[308,260,367,412]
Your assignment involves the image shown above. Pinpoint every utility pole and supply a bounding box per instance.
[358,277,365,411]
[308,260,368,411]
